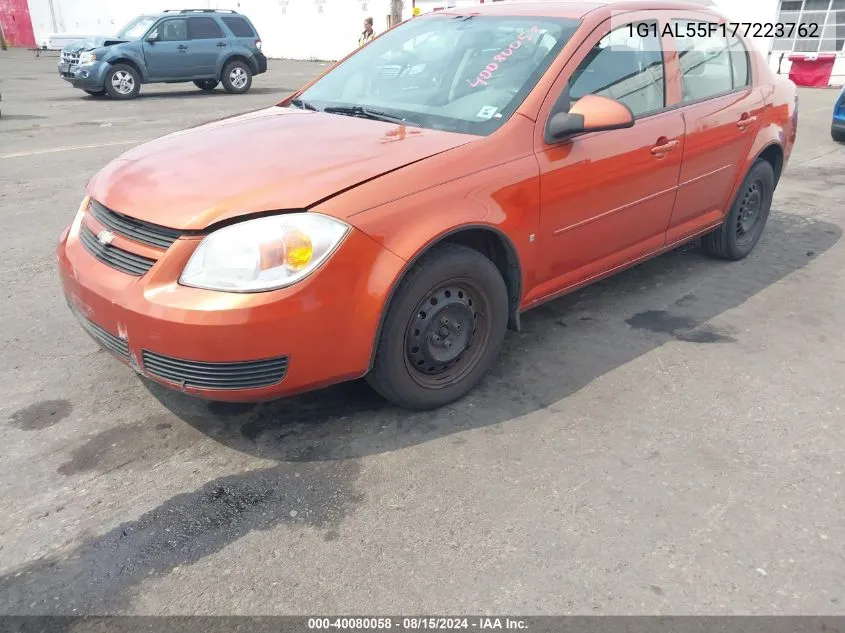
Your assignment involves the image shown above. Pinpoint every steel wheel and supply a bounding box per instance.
[403,280,490,389]
[735,179,764,247]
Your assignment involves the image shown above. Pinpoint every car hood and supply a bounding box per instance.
[62,36,130,53]
[88,106,476,230]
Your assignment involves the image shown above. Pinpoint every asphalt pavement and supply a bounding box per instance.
[1,49,844,615]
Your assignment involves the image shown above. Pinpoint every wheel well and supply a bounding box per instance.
[758,144,784,186]
[110,58,142,79]
[222,54,255,76]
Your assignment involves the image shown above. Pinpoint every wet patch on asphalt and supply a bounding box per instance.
[8,399,72,431]
[56,414,204,476]
[626,310,737,343]
[0,459,362,614]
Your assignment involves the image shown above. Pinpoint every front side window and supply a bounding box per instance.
[568,21,665,117]
[672,20,735,102]
[188,17,225,40]
[294,14,581,135]
[154,19,188,42]
[116,16,157,40]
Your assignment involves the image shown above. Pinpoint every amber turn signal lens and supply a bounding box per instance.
[282,229,313,271]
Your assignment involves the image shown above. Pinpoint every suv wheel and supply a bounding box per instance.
[221,60,252,94]
[104,64,141,100]
[194,79,219,92]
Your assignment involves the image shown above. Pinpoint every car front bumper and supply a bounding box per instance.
[57,205,405,402]
[58,60,109,90]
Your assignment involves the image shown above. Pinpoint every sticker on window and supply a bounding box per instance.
[467,26,541,88]
[476,106,498,120]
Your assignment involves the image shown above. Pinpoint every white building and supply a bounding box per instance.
[25,0,845,85]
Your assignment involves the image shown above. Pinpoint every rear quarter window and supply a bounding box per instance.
[222,16,256,37]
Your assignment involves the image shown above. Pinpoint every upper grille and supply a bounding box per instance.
[79,223,156,276]
[61,50,80,65]
[71,308,130,361]
[89,199,184,250]
[141,351,289,390]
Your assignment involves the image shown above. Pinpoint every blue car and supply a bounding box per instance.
[833,84,845,143]
[58,9,267,99]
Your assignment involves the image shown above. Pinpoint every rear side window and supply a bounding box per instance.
[569,21,666,117]
[189,17,225,40]
[222,16,256,37]
[672,20,749,102]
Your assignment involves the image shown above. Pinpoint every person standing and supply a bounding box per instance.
[359,17,376,47]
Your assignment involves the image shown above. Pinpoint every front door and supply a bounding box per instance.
[187,16,227,78]
[143,18,190,80]
[529,17,685,302]
[665,19,765,243]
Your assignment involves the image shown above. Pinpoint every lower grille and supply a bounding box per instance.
[71,308,130,361]
[79,223,156,276]
[141,351,289,390]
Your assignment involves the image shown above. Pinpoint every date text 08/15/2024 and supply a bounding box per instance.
[307,617,528,630]
[629,21,822,39]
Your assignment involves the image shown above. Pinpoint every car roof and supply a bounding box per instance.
[437,0,719,19]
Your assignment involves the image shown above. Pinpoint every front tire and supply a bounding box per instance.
[701,159,775,261]
[367,243,509,411]
[104,64,141,100]
[832,126,845,143]
[194,79,219,92]
[221,61,252,94]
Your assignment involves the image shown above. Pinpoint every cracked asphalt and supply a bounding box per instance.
[1,49,844,615]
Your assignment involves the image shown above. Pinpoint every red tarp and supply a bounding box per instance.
[788,54,836,87]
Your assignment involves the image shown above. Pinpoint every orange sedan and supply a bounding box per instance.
[58,1,798,410]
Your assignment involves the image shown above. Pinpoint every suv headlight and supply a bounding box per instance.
[179,213,350,292]
[79,51,97,64]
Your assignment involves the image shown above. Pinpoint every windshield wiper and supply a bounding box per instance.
[289,98,319,111]
[322,105,408,124]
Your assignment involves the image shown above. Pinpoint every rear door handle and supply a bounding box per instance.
[217,41,227,47]
[737,115,758,128]
[177,44,188,51]
[651,139,679,155]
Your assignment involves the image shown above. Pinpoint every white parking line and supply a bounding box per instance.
[0,139,145,159]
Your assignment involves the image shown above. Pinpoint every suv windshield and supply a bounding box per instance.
[294,14,580,135]
[116,16,157,40]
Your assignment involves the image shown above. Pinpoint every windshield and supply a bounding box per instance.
[294,14,580,135]
[116,16,157,40]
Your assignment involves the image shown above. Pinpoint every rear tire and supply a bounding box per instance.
[221,61,252,94]
[832,126,845,143]
[701,159,775,261]
[194,79,219,92]
[104,64,141,100]
[367,243,509,410]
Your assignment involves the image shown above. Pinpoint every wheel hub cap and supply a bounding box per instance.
[738,182,762,234]
[407,286,477,375]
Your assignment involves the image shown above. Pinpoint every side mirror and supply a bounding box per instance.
[145,33,159,43]
[545,94,635,143]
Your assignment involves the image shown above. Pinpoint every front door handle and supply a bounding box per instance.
[651,139,679,155]
[177,44,188,51]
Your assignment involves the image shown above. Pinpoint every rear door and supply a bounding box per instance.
[188,16,227,78]
[144,18,190,80]
[664,16,764,243]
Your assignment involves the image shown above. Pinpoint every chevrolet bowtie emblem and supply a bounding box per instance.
[97,230,115,246]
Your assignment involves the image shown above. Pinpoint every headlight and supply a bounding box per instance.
[79,51,97,64]
[179,213,350,292]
